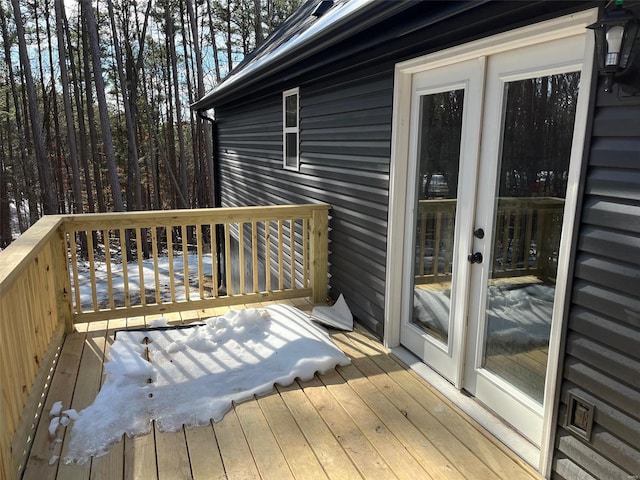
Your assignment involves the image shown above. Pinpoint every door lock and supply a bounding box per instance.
[474,228,485,239]
[467,252,483,264]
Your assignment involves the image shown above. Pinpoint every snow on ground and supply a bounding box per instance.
[60,304,350,464]
[73,252,214,311]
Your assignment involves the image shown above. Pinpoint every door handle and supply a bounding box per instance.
[467,252,483,264]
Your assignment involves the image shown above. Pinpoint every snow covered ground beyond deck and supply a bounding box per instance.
[62,305,350,464]
[73,252,214,311]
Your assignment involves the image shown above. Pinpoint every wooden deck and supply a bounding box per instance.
[21,299,541,480]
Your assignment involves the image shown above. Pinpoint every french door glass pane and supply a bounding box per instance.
[482,72,580,404]
[410,89,464,345]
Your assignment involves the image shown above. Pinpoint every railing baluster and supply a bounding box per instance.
[238,222,245,295]
[443,205,455,275]
[290,219,296,289]
[210,223,218,298]
[181,224,190,302]
[265,220,271,292]
[224,223,232,296]
[151,227,161,304]
[69,231,80,313]
[511,209,522,270]
[120,228,130,308]
[197,224,205,300]
[303,218,308,288]
[136,227,146,307]
[167,226,176,303]
[278,219,284,291]
[86,230,98,311]
[525,208,534,273]
[433,212,442,278]
[252,221,258,293]
[419,209,427,276]
[501,208,510,272]
[103,230,114,310]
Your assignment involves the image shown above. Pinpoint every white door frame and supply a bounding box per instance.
[384,8,596,476]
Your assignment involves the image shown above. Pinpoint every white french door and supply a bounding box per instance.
[400,32,591,447]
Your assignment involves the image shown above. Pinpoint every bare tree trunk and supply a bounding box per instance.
[136,17,161,211]
[187,0,214,207]
[42,0,65,212]
[0,137,12,248]
[254,0,263,46]
[107,0,142,212]
[226,0,233,72]
[81,0,125,212]
[0,4,37,226]
[65,10,96,214]
[165,2,189,208]
[206,0,222,83]
[55,0,83,215]
[81,16,107,213]
[11,0,57,214]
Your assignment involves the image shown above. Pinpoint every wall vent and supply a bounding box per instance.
[566,392,596,441]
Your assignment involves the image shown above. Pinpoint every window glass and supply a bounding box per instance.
[285,94,297,128]
[285,133,298,168]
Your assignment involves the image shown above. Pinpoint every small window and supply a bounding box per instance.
[283,88,299,171]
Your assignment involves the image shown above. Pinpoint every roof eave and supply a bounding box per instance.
[191,1,415,111]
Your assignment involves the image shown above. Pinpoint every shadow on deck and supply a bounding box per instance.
[22,299,540,480]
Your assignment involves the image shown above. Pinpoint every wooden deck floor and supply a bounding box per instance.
[21,299,541,480]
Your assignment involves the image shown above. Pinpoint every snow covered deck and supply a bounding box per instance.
[22,299,541,480]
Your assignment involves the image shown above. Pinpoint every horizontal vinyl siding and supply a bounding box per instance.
[216,68,394,336]
[553,81,640,479]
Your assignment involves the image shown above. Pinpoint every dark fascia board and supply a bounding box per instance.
[192,1,422,111]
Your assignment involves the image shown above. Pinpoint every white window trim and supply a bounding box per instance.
[384,8,597,478]
[283,87,300,171]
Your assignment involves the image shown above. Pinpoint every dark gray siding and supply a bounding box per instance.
[215,67,393,336]
[552,79,640,478]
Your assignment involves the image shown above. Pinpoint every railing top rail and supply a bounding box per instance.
[61,204,331,232]
[0,215,65,294]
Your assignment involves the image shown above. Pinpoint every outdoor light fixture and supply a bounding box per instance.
[587,0,640,93]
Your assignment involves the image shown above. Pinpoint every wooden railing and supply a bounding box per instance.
[415,197,564,284]
[0,216,72,480]
[0,203,329,479]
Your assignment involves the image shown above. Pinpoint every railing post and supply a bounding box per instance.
[52,225,74,333]
[310,207,329,305]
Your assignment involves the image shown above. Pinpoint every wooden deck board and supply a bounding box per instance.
[22,329,87,480]
[213,410,261,479]
[184,423,225,480]
[234,400,294,480]
[155,427,192,480]
[254,389,328,480]
[299,376,394,479]
[347,327,541,480]
[23,302,542,480]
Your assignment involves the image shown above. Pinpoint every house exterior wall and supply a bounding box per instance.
[213,1,592,339]
[552,53,640,479]
[215,66,395,335]
[210,3,640,476]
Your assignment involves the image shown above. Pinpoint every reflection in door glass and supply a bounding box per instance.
[410,90,464,345]
[482,72,580,404]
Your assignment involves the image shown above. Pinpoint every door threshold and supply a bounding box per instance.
[391,346,541,470]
